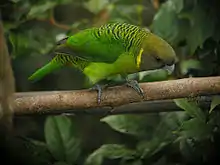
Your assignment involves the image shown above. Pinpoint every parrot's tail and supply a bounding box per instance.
[28,61,62,82]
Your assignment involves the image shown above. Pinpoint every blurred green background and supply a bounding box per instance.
[1,0,220,165]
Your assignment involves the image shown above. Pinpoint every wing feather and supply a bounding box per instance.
[56,23,148,63]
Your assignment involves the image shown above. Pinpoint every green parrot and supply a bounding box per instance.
[28,22,177,103]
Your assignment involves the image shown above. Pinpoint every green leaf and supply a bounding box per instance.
[209,96,220,113]
[27,0,73,19]
[27,1,56,19]
[152,0,215,54]
[170,0,184,13]
[9,28,55,57]
[154,112,187,138]
[151,0,189,45]
[180,118,212,140]
[137,139,171,159]
[101,114,160,138]
[174,98,206,122]
[45,116,81,164]
[83,0,109,14]
[183,6,215,54]
[111,4,146,25]
[180,59,203,75]
[136,112,185,159]
[152,1,179,43]
[85,144,136,165]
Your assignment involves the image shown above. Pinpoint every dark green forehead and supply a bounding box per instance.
[146,33,176,63]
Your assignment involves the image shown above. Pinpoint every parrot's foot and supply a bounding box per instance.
[91,84,108,104]
[126,79,145,98]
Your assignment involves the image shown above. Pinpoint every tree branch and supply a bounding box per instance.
[0,13,15,128]
[14,76,220,115]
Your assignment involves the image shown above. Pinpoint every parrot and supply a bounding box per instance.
[28,22,177,104]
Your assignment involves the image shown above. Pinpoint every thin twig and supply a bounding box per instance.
[14,76,220,115]
[48,9,71,30]
[152,0,160,10]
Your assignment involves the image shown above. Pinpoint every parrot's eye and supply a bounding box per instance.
[155,56,162,62]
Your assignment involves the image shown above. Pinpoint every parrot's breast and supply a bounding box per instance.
[83,53,139,85]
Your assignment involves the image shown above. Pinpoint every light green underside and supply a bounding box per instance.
[82,52,139,85]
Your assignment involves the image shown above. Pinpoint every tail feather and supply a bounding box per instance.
[28,61,62,82]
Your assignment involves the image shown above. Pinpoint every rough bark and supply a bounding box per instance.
[14,76,220,115]
[0,13,15,128]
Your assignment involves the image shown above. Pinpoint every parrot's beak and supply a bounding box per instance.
[163,64,175,75]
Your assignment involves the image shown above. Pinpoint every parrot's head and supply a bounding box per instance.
[140,33,178,74]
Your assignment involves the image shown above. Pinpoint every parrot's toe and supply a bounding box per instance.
[91,84,103,104]
[126,80,145,99]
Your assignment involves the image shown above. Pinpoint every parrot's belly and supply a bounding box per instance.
[83,53,138,85]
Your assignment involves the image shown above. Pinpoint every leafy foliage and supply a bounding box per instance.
[174,98,206,122]
[45,116,81,164]
[209,96,220,113]
[101,114,160,138]
[85,144,137,165]
[12,116,82,165]
[152,0,216,54]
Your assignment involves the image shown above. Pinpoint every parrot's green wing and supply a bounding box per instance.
[56,22,147,64]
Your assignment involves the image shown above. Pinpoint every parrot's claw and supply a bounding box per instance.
[91,84,104,104]
[126,79,145,98]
